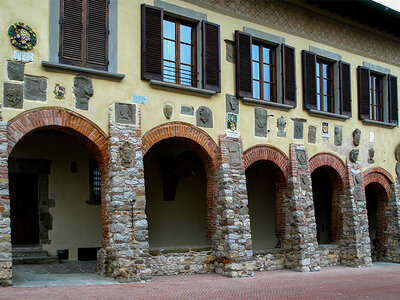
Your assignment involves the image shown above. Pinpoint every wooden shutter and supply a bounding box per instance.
[202,21,221,92]
[339,61,352,116]
[235,31,252,98]
[388,75,398,124]
[302,50,317,110]
[357,66,370,120]
[60,0,84,66]
[86,0,109,70]
[141,4,163,81]
[282,44,296,107]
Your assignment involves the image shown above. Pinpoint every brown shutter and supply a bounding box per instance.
[86,0,109,71]
[388,75,398,124]
[60,0,84,66]
[235,31,252,98]
[282,44,296,107]
[202,21,221,92]
[339,61,352,116]
[357,66,370,120]
[141,4,163,81]
[302,50,317,110]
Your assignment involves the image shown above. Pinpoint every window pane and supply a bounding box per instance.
[317,94,321,110]
[324,96,328,112]
[252,44,259,61]
[163,20,175,40]
[316,78,320,94]
[263,65,274,82]
[264,83,272,101]
[163,40,176,61]
[327,80,332,95]
[375,106,382,121]
[252,62,260,80]
[253,80,260,99]
[163,61,176,83]
[326,96,333,112]
[263,47,271,64]
[375,91,382,105]
[316,63,320,77]
[181,64,192,86]
[375,77,381,90]
[180,24,192,43]
[323,79,328,94]
[180,44,192,65]
[323,64,328,77]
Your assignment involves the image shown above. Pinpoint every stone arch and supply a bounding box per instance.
[243,145,289,180]
[7,107,109,246]
[362,167,394,198]
[308,152,346,182]
[243,145,289,248]
[142,122,219,245]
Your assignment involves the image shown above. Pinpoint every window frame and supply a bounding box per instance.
[316,58,334,113]
[369,72,384,121]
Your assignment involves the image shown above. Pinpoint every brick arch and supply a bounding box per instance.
[243,145,289,180]
[142,122,219,168]
[142,122,219,245]
[362,167,394,199]
[309,152,346,182]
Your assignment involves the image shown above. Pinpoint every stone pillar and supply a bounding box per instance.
[284,144,320,272]
[214,134,254,277]
[384,181,400,262]
[340,161,372,267]
[96,103,151,282]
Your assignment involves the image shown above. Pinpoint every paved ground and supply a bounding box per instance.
[1,262,400,299]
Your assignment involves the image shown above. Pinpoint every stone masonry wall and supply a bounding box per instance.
[253,249,285,271]
[319,244,340,267]
[149,246,215,276]
[96,104,151,282]
[213,134,254,277]
[284,144,320,272]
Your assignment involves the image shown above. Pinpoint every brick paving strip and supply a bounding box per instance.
[0,264,399,300]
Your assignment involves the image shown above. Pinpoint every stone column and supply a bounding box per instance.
[284,144,320,272]
[0,118,11,286]
[96,103,151,282]
[214,134,254,277]
[340,160,372,267]
[384,180,400,262]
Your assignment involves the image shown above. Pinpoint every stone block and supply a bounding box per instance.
[3,83,23,108]
[181,105,194,115]
[115,103,136,124]
[255,108,268,137]
[7,61,24,81]
[74,75,93,110]
[24,76,47,101]
[196,106,213,128]
[226,94,239,113]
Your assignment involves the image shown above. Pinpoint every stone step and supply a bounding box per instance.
[12,256,60,265]
[12,249,49,258]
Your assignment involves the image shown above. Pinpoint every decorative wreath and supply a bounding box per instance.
[8,22,37,51]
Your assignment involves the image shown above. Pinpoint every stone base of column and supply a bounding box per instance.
[214,258,254,278]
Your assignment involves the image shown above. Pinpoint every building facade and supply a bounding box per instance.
[0,0,400,285]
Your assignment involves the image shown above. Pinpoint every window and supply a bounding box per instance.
[60,0,109,71]
[141,3,220,92]
[251,43,276,101]
[316,59,334,113]
[302,48,351,118]
[358,63,398,125]
[88,160,101,205]
[163,18,196,86]
[236,28,296,108]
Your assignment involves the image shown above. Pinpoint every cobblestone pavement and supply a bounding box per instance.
[0,263,399,299]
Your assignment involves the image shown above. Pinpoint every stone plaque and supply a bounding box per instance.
[226,94,239,113]
[308,125,316,144]
[277,116,286,137]
[294,121,304,139]
[24,76,47,101]
[255,108,268,137]
[354,186,363,200]
[163,104,173,119]
[334,126,343,146]
[226,141,241,165]
[353,129,361,146]
[225,40,235,63]
[300,174,309,190]
[181,105,194,115]
[395,144,400,162]
[115,103,136,125]
[7,61,24,81]
[368,148,375,164]
[74,75,93,111]
[353,173,362,186]
[119,142,134,168]
[349,149,359,163]
[3,82,23,108]
[196,106,213,128]
[396,162,400,177]
[296,149,308,169]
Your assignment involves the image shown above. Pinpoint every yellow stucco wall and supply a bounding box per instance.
[1,0,399,180]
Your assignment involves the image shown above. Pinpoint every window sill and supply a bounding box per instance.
[242,97,294,111]
[42,61,125,81]
[308,109,350,120]
[362,119,397,128]
[149,80,216,97]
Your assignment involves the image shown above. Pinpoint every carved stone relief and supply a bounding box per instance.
[349,149,359,163]
[3,82,23,108]
[353,129,361,146]
[300,174,309,190]
[334,126,343,146]
[24,76,47,101]
[7,61,24,81]
[255,108,268,137]
[196,106,213,128]
[277,116,286,137]
[368,148,375,164]
[226,94,239,113]
[296,149,308,169]
[163,104,173,119]
[292,118,306,140]
[308,125,316,144]
[115,103,136,124]
[181,105,194,115]
[119,142,134,168]
[225,40,235,63]
[73,75,93,111]
[226,141,241,165]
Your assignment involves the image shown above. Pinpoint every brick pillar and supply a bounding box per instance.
[384,181,400,262]
[96,104,151,282]
[0,118,11,286]
[284,144,320,272]
[214,134,254,277]
[340,161,372,267]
